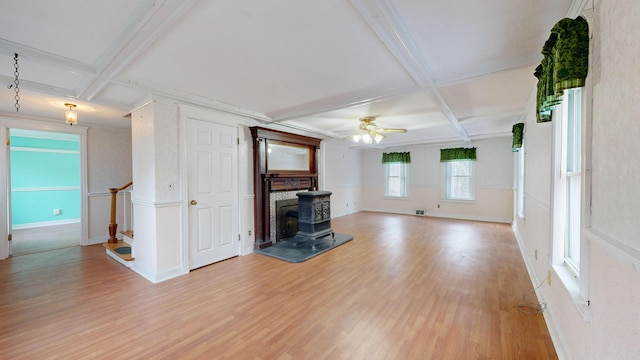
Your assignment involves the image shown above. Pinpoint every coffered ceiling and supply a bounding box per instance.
[0,0,587,147]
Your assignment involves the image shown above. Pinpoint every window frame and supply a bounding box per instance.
[550,87,591,320]
[442,160,474,201]
[385,162,408,198]
[517,141,525,218]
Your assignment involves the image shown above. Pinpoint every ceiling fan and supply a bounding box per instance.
[350,116,407,144]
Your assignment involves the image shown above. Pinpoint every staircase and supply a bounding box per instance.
[104,230,134,267]
[104,181,134,267]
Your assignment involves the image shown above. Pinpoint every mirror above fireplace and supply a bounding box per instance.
[267,142,311,172]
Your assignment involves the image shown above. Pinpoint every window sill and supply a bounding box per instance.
[440,198,475,204]
[551,263,591,323]
[384,196,409,201]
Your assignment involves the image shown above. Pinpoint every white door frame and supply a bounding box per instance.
[179,105,252,270]
[0,117,89,260]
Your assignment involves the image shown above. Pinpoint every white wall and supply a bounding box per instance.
[322,140,363,218]
[130,99,185,283]
[361,137,514,223]
[513,2,640,359]
[87,126,133,244]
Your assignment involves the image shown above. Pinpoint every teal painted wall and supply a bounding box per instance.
[10,135,80,226]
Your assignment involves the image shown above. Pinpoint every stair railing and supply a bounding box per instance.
[108,181,133,244]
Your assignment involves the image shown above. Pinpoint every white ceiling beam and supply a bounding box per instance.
[457,110,527,123]
[0,39,95,75]
[267,82,418,122]
[350,0,431,86]
[350,0,470,142]
[0,75,76,98]
[111,77,273,123]
[432,60,540,88]
[76,0,201,101]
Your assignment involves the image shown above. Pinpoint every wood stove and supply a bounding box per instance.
[295,191,334,249]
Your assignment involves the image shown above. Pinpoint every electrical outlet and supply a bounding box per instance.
[534,249,538,260]
[547,270,551,286]
[248,230,252,236]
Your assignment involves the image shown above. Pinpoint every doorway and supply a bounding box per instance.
[8,128,81,256]
[186,118,239,269]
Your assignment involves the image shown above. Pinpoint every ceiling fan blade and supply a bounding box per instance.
[379,128,407,133]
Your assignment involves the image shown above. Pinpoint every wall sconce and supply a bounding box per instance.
[65,103,77,125]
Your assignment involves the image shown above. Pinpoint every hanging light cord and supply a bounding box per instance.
[13,53,20,112]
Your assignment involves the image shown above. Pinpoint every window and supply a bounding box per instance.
[552,88,582,273]
[517,142,525,217]
[564,88,582,272]
[443,160,473,200]
[551,87,590,319]
[385,163,407,197]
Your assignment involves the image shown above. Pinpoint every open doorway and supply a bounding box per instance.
[8,129,81,256]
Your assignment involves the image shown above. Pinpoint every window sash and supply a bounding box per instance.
[444,161,473,200]
[517,143,525,217]
[386,163,407,197]
[563,88,582,270]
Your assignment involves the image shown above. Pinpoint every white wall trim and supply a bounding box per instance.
[10,146,79,154]
[13,186,80,192]
[525,192,550,213]
[88,191,129,197]
[131,199,182,208]
[362,207,512,223]
[12,218,80,230]
[585,227,640,273]
[131,262,188,284]
[512,222,570,360]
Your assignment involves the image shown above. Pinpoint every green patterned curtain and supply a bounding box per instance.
[440,147,476,162]
[512,123,524,152]
[382,152,411,163]
[535,65,552,123]
[534,16,589,122]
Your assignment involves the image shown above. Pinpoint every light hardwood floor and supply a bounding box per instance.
[0,212,557,359]
[10,223,80,256]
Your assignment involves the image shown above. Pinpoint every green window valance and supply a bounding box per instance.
[512,123,524,152]
[440,147,476,162]
[382,152,411,163]
[535,16,589,123]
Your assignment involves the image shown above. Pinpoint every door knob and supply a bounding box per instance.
[190,200,198,205]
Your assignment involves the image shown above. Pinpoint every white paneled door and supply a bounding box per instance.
[187,119,239,270]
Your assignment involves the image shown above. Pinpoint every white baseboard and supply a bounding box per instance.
[12,218,80,230]
[362,207,512,223]
[131,262,188,284]
[512,222,570,360]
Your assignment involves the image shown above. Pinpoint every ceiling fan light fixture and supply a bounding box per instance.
[348,116,406,145]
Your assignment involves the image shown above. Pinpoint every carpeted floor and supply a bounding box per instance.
[255,233,353,263]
